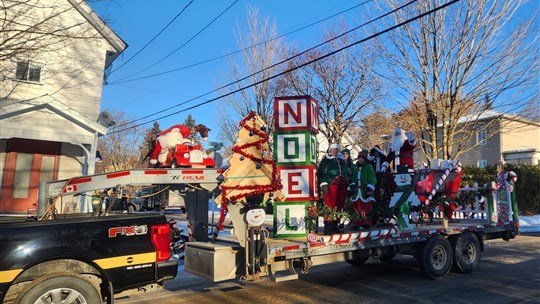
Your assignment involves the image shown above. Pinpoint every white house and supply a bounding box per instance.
[0,0,127,213]
[316,124,364,160]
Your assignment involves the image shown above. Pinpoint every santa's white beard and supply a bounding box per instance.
[391,132,407,153]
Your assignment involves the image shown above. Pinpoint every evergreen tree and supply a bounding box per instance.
[184,114,201,144]
[139,122,161,164]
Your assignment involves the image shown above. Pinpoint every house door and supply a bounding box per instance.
[0,152,58,213]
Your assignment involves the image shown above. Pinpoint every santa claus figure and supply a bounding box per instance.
[149,124,192,165]
[382,128,416,173]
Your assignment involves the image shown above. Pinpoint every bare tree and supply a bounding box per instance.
[0,0,109,98]
[374,0,538,161]
[284,21,385,145]
[216,7,287,148]
[352,112,396,149]
[96,111,144,173]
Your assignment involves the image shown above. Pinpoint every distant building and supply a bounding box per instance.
[0,1,126,213]
[409,110,540,168]
[450,111,540,167]
[316,124,363,160]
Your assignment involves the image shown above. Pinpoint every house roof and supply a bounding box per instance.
[68,0,127,67]
[0,95,108,136]
[455,110,540,127]
[502,147,538,154]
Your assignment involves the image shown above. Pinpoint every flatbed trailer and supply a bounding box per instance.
[39,167,518,284]
[184,212,519,282]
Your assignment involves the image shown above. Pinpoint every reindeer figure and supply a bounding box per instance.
[193,124,211,141]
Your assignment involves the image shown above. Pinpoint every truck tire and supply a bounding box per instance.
[416,235,453,279]
[450,232,481,274]
[16,274,101,304]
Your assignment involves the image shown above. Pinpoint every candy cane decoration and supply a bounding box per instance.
[424,161,462,206]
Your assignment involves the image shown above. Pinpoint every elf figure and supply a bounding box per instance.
[368,145,387,173]
[352,150,377,229]
[368,144,388,203]
[318,143,350,235]
[342,148,358,199]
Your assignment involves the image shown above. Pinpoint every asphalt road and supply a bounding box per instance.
[116,234,540,304]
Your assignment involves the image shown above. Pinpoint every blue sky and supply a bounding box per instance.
[89,0,366,140]
[89,0,539,142]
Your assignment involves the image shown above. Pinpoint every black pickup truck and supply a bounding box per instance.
[0,213,178,304]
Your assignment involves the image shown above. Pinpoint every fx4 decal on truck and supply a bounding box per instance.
[109,225,148,237]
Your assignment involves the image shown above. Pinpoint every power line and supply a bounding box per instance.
[113,0,416,129]
[111,0,239,83]
[109,0,460,135]
[109,0,195,74]
[107,0,374,85]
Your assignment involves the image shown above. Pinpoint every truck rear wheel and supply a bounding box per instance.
[16,274,101,304]
[416,235,453,279]
[451,232,481,274]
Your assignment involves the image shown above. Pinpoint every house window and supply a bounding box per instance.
[477,160,488,168]
[13,153,33,198]
[476,130,487,145]
[15,61,41,82]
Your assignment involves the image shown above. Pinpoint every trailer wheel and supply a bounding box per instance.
[417,235,453,279]
[16,274,101,304]
[346,256,369,266]
[451,232,481,274]
[379,247,397,262]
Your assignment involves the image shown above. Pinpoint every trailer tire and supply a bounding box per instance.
[417,235,453,279]
[346,256,369,266]
[451,232,481,274]
[15,274,101,304]
[379,247,396,262]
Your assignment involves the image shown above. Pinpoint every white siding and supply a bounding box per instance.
[1,1,116,120]
[1,109,97,145]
